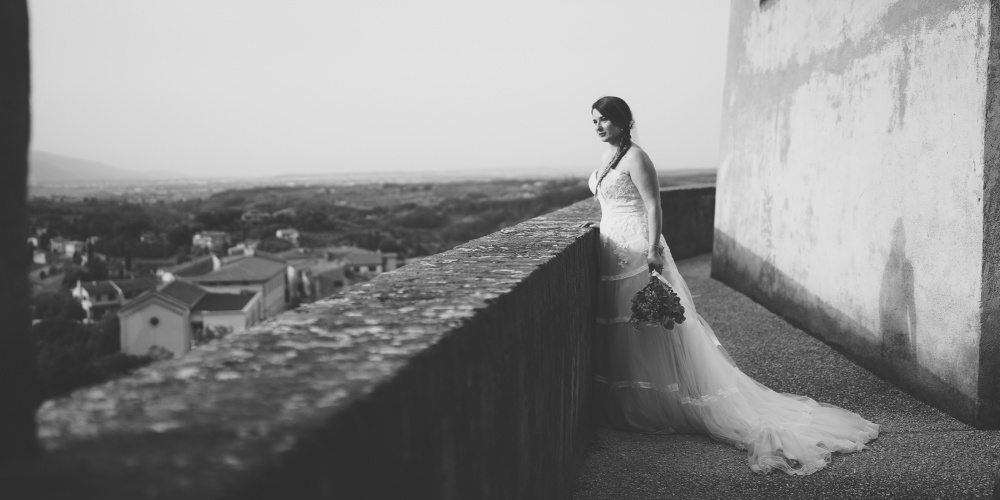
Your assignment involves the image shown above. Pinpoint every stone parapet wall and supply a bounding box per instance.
[662,185,716,260]
[0,185,717,498]
[0,200,600,499]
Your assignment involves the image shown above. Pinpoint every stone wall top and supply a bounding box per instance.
[3,198,602,499]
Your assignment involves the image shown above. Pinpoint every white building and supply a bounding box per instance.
[118,280,261,357]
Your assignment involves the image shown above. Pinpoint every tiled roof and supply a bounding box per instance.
[250,250,286,263]
[344,252,382,266]
[194,292,257,312]
[327,246,382,266]
[289,257,324,271]
[81,280,118,294]
[157,280,207,307]
[309,262,346,281]
[278,248,329,262]
[220,254,248,266]
[119,289,191,316]
[161,256,215,277]
[191,256,286,283]
[113,277,159,298]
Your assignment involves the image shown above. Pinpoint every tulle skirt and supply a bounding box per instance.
[593,232,879,475]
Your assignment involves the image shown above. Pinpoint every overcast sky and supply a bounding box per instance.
[29,0,731,178]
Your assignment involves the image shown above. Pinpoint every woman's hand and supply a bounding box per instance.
[647,251,666,275]
[578,221,600,229]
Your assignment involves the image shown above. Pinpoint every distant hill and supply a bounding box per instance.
[29,151,184,185]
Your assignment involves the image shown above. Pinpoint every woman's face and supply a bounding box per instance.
[592,109,623,144]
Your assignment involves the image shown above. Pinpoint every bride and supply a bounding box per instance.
[582,96,879,475]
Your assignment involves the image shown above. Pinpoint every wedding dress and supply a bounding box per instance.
[589,167,879,475]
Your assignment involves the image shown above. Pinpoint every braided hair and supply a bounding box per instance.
[592,96,635,196]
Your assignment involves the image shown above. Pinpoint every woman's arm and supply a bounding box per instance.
[622,149,665,272]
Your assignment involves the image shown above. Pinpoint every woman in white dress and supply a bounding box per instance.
[584,96,878,475]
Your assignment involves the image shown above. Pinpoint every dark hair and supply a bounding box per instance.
[592,96,634,195]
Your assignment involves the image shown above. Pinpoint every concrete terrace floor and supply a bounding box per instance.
[573,254,1000,500]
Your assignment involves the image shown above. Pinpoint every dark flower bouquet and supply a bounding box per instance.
[629,271,686,330]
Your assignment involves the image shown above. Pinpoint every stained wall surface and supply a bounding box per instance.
[716,0,993,423]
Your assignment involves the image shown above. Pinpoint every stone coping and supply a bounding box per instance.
[5,199,605,499]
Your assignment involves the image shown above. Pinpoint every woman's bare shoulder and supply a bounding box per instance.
[620,144,655,175]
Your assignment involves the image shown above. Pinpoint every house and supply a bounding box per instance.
[71,277,158,321]
[189,256,287,318]
[139,231,162,244]
[115,276,160,300]
[275,228,300,246]
[299,261,347,302]
[119,280,261,357]
[64,240,87,258]
[47,237,67,255]
[272,207,298,219]
[240,209,270,223]
[227,240,260,256]
[49,238,86,258]
[191,231,230,252]
[326,246,398,275]
[80,251,107,268]
[72,280,122,321]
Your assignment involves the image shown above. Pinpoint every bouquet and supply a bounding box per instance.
[629,271,686,330]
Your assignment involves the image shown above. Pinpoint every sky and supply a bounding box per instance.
[28,0,731,179]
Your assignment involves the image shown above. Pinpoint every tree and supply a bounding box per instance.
[32,291,86,321]
[86,255,109,281]
[256,237,295,253]
[38,231,52,251]
[166,224,194,248]
[32,317,152,401]
[86,313,120,358]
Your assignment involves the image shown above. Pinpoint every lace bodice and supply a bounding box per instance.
[589,168,651,270]
[589,168,645,216]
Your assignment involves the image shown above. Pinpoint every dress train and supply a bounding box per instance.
[589,168,878,475]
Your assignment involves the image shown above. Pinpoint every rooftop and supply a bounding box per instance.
[307,261,346,280]
[160,256,215,277]
[112,277,159,298]
[328,246,382,266]
[156,280,207,307]
[193,291,257,312]
[190,256,285,283]
[79,280,117,294]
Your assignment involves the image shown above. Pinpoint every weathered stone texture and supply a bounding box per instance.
[716,0,998,427]
[0,200,602,499]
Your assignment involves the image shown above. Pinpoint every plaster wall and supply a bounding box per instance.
[717,0,991,420]
[199,311,250,333]
[200,274,284,318]
[121,303,190,356]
